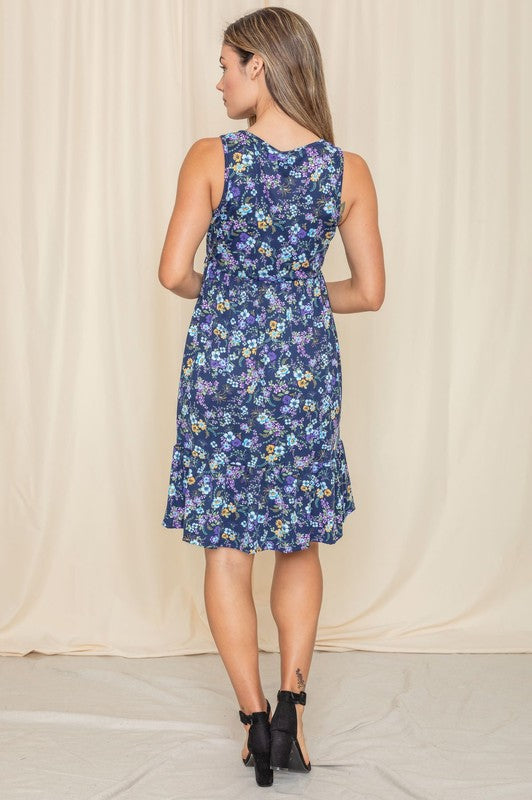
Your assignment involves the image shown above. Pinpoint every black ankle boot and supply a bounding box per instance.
[270,690,311,772]
[239,698,273,787]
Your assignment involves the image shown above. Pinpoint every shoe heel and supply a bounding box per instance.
[238,699,273,787]
[269,689,311,772]
[253,751,273,786]
[270,729,292,770]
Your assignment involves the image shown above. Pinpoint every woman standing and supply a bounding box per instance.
[159,6,385,788]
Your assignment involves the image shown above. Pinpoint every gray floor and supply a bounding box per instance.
[1,650,531,799]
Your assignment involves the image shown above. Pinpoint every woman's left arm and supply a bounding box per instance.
[158,138,218,299]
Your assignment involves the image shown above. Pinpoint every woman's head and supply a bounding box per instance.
[216,6,335,144]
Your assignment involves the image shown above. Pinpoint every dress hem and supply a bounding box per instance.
[161,437,356,554]
[160,503,356,554]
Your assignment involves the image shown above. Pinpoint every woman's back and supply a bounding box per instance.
[206,129,344,281]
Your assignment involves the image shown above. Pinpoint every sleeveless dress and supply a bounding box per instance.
[161,129,356,553]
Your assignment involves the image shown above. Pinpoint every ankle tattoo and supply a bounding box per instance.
[295,667,306,691]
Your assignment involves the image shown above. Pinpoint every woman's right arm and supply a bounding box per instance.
[326,151,385,313]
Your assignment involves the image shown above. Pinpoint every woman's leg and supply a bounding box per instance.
[204,546,270,758]
[269,541,323,764]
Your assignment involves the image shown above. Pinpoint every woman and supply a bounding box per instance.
[159,6,385,788]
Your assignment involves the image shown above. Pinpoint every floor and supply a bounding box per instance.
[0,650,531,799]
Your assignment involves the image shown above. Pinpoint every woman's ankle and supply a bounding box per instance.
[240,694,269,716]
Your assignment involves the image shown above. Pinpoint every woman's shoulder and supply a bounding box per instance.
[339,148,376,187]
[336,148,379,226]
[183,136,223,158]
[179,137,224,177]
[338,147,370,168]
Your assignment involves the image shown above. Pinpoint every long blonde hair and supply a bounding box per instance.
[221,6,335,144]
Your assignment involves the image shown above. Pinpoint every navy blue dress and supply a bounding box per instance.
[162,129,356,552]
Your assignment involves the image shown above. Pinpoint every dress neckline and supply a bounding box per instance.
[242,129,326,153]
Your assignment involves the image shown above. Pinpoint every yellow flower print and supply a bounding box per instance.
[294,368,314,388]
[231,151,253,175]
[264,442,282,463]
[242,338,258,357]
[256,210,273,231]
[221,502,237,518]
[214,324,228,340]
[273,518,289,539]
[258,242,272,257]
[183,357,194,377]
[267,320,286,340]
[191,417,207,433]
[291,256,309,271]
[215,293,230,312]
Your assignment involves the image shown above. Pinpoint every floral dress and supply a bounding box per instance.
[161,129,356,553]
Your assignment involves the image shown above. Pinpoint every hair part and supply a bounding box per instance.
[222,6,335,144]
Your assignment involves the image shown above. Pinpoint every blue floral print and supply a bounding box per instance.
[162,129,356,553]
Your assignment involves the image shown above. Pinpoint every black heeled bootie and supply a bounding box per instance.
[239,698,273,787]
[270,690,311,772]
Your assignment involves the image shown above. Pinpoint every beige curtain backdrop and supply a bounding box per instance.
[1,0,531,657]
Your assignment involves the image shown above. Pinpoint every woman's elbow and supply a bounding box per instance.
[369,293,385,311]
[158,260,183,291]
[367,270,386,310]
[159,271,175,290]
